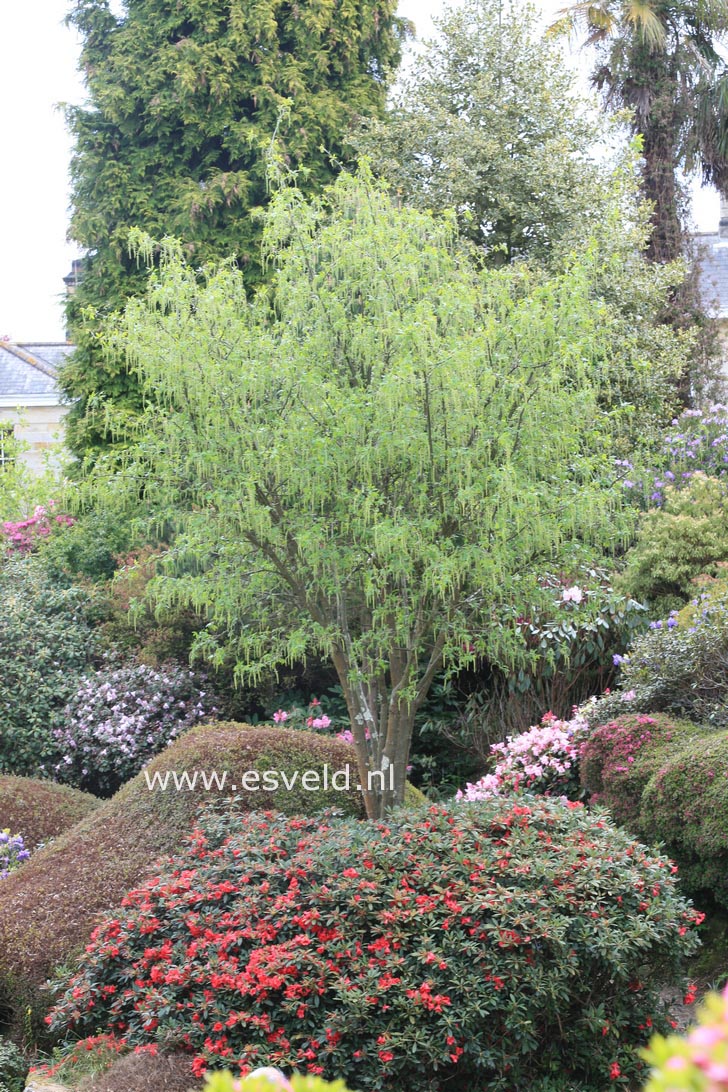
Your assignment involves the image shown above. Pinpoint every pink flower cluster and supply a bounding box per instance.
[457,711,589,801]
[1,502,74,553]
[644,982,728,1090]
[270,699,331,732]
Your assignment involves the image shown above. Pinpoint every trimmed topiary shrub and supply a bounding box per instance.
[0,776,100,850]
[640,731,728,908]
[579,714,712,828]
[49,799,701,1092]
[0,724,368,1033]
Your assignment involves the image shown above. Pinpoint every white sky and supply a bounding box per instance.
[0,0,721,342]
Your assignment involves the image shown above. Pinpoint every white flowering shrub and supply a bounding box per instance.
[52,659,213,796]
[456,712,588,801]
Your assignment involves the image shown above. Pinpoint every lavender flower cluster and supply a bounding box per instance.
[52,659,212,796]
[0,829,30,880]
[616,404,728,507]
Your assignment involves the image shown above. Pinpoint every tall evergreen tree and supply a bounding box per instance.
[62,0,407,459]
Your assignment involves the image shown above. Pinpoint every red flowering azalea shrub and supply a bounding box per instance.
[0,724,365,1039]
[49,800,701,1092]
[579,714,711,828]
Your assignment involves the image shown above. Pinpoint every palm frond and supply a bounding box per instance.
[622,0,668,48]
[554,1,619,43]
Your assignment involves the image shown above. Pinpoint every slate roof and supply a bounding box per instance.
[0,342,73,402]
[696,233,728,320]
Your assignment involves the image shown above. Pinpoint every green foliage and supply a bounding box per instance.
[87,168,648,815]
[588,586,728,727]
[640,731,728,908]
[580,713,713,828]
[556,0,728,265]
[0,558,99,775]
[355,0,621,265]
[0,1037,27,1092]
[61,0,408,459]
[619,475,728,613]
[0,723,367,1033]
[555,0,728,400]
[35,508,132,584]
[0,426,61,526]
[49,800,701,1091]
[579,708,728,907]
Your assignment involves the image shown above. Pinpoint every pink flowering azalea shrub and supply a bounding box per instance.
[457,712,588,801]
[579,714,712,829]
[1,502,74,554]
[642,983,728,1090]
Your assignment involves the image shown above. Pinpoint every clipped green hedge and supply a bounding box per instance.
[640,732,728,908]
[579,714,711,828]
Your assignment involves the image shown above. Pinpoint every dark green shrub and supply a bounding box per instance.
[580,713,712,828]
[0,559,99,774]
[49,799,701,1092]
[0,1036,27,1092]
[0,776,100,850]
[35,509,131,585]
[619,475,728,614]
[0,724,367,1031]
[640,732,728,908]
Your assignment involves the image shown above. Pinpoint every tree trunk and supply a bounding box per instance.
[330,644,418,819]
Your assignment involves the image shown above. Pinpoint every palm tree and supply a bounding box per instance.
[555,0,728,264]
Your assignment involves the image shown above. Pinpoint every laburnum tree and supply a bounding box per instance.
[61,0,408,459]
[92,169,679,818]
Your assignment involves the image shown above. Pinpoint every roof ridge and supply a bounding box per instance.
[0,342,58,380]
